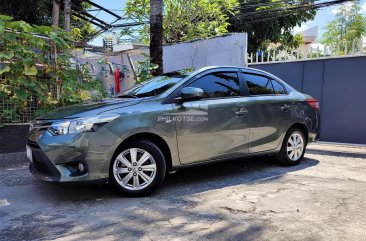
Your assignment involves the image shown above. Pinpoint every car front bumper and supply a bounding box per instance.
[27,125,113,183]
[28,140,61,182]
[27,140,108,183]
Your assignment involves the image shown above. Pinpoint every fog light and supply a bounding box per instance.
[78,162,85,172]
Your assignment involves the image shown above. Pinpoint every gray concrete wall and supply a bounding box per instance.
[250,56,366,144]
[163,33,248,72]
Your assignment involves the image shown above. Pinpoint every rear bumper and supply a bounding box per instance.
[308,131,320,143]
[308,110,321,143]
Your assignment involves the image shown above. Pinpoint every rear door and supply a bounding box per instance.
[241,71,293,153]
[173,69,250,164]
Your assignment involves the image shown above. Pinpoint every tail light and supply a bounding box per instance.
[307,98,319,110]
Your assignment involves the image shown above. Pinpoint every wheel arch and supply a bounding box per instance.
[287,122,309,144]
[111,132,173,172]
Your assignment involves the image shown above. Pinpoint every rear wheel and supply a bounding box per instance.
[110,140,166,196]
[277,128,306,166]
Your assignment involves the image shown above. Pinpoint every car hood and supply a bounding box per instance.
[39,98,142,120]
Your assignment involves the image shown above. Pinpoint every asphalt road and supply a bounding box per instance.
[1,144,366,241]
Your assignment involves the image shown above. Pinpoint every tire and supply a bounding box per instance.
[277,128,307,166]
[109,140,166,196]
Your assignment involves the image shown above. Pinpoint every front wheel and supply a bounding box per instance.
[109,140,166,196]
[277,128,306,166]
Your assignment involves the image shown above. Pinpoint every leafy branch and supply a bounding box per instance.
[0,15,105,125]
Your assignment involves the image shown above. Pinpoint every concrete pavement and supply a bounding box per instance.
[1,143,366,241]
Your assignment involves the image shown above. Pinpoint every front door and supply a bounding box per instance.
[173,71,250,164]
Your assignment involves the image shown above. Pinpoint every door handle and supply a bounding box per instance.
[281,104,290,111]
[235,108,248,115]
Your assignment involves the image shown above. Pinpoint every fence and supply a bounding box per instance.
[0,30,58,124]
[248,39,366,64]
[0,77,57,124]
[249,55,366,145]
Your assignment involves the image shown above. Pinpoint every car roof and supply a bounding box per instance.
[201,65,281,75]
[191,66,294,91]
[190,66,275,77]
[185,65,265,72]
[164,66,283,83]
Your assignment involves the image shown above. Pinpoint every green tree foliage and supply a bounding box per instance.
[0,0,95,43]
[321,1,366,52]
[272,33,305,51]
[122,0,238,44]
[228,0,316,52]
[0,0,52,26]
[0,15,104,123]
[70,16,96,44]
[135,53,159,83]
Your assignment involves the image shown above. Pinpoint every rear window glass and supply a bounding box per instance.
[271,80,287,94]
[245,74,273,95]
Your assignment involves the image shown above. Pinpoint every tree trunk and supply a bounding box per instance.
[150,0,163,75]
[64,0,71,32]
[52,0,60,26]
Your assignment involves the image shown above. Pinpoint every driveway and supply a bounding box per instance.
[1,143,366,241]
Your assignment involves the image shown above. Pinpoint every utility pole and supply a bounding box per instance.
[64,0,71,32]
[52,0,60,26]
[150,0,163,75]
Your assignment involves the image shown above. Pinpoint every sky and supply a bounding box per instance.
[89,0,366,46]
[89,0,127,46]
[293,0,366,36]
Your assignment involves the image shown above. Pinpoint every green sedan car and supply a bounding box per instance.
[27,66,320,196]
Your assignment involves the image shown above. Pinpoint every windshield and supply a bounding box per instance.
[118,72,188,98]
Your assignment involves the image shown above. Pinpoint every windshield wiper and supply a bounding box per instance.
[116,94,139,98]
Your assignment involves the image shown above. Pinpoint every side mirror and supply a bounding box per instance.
[175,87,204,104]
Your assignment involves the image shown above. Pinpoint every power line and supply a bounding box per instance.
[83,0,353,40]
[233,0,322,10]
[82,0,122,19]
[232,0,353,21]
[244,2,346,23]
[187,0,349,26]
[233,0,310,11]
[87,9,124,12]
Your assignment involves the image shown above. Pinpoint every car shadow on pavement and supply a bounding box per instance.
[32,155,320,202]
[159,156,319,196]
[43,157,319,240]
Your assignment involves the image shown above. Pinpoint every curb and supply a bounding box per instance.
[0,152,28,168]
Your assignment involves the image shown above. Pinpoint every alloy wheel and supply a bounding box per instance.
[113,148,157,190]
[286,132,304,161]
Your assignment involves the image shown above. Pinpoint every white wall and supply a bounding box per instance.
[73,33,248,95]
[163,33,248,72]
[72,49,146,95]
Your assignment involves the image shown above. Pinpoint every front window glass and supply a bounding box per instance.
[188,72,240,98]
[119,73,187,98]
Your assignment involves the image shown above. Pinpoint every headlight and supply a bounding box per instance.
[48,114,119,135]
